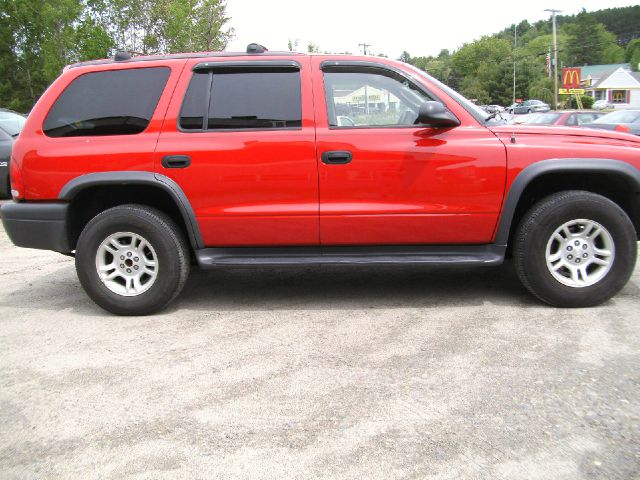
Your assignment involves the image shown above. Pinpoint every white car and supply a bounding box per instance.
[593,99,613,110]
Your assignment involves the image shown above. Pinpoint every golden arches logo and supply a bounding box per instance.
[612,91,626,102]
[562,69,580,87]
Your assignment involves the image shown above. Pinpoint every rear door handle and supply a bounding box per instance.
[321,150,352,165]
[162,155,191,169]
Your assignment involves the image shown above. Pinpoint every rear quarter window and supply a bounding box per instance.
[43,67,170,138]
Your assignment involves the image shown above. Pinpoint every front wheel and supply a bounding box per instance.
[75,205,190,315]
[514,191,637,307]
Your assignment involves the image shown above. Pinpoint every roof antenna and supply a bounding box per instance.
[247,43,268,54]
[114,51,132,62]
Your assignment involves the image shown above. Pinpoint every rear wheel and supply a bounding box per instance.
[76,205,190,315]
[514,191,637,307]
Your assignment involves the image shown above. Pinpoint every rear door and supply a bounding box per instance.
[155,57,319,247]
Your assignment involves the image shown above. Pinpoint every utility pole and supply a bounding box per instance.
[358,43,371,55]
[545,8,561,110]
[513,23,517,106]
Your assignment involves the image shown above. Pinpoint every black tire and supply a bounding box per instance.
[527,109,532,114]
[514,191,637,307]
[75,205,190,315]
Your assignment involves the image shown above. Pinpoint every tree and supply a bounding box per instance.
[563,9,621,65]
[287,38,299,52]
[398,51,412,64]
[626,39,640,71]
[0,0,233,111]
[307,42,319,53]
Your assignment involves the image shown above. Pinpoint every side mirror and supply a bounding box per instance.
[416,101,460,128]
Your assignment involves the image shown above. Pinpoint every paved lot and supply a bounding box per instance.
[0,224,639,479]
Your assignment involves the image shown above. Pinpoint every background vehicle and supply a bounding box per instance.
[583,110,640,136]
[508,100,550,114]
[480,105,504,114]
[593,99,613,110]
[0,109,26,138]
[524,110,605,127]
[0,126,12,198]
[2,47,639,314]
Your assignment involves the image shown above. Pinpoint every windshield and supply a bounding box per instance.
[526,113,561,125]
[594,110,640,124]
[0,110,26,136]
[404,64,493,123]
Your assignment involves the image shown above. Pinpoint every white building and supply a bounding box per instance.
[582,63,640,109]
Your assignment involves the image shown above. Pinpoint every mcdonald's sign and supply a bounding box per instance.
[562,68,581,89]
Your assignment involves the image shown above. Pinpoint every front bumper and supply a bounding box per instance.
[1,202,71,252]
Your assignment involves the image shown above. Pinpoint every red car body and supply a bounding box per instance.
[9,53,640,249]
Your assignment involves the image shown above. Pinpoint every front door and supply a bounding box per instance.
[312,58,506,245]
[155,57,318,247]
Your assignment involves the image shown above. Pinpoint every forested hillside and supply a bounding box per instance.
[400,6,640,106]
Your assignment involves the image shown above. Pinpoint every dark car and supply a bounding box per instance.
[583,110,640,136]
[0,126,12,198]
[524,110,605,127]
[508,100,551,114]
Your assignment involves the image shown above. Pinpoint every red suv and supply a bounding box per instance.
[2,45,639,315]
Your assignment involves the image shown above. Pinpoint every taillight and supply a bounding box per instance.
[9,157,24,200]
[614,124,631,133]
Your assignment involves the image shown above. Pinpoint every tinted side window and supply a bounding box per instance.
[179,69,302,130]
[43,67,170,138]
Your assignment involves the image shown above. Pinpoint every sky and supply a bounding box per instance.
[226,0,638,59]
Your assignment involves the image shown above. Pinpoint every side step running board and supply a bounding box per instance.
[195,245,506,268]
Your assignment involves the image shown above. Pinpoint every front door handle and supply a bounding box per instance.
[162,155,191,169]
[322,150,352,165]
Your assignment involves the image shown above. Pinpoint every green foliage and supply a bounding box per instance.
[406,6,635,108]
[398,51,411,64]
[565,95,595,109]
[0,0,232,111]
[528,77,553,104]
[627,39,640,71]
[563,9,621,66]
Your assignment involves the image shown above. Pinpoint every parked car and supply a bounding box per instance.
[582,110,640,136]
[524,110,605,127]
[0,126,12,198]
[508,100,551,114]
[0,109,26,138]
[2,45,639,314]
[593,99,613,110]
[480,105,504,114]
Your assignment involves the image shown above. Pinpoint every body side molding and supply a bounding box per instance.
[58,171,204,249]
[495,158,640,245]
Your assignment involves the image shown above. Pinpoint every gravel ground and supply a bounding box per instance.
[0,223,639,479]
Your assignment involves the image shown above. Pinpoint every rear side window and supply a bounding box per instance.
[43,67,170,138]
[179,69,302,131]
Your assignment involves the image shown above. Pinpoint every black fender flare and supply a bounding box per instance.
[495,158,640,245]
[59,171,204,249]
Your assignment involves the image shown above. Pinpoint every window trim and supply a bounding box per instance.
[178,61,303,133]
[43,66,170,139]
[319,61,459,130]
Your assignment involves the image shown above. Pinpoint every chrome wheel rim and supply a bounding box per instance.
[545,219,615,288]
[95,232,158,296]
